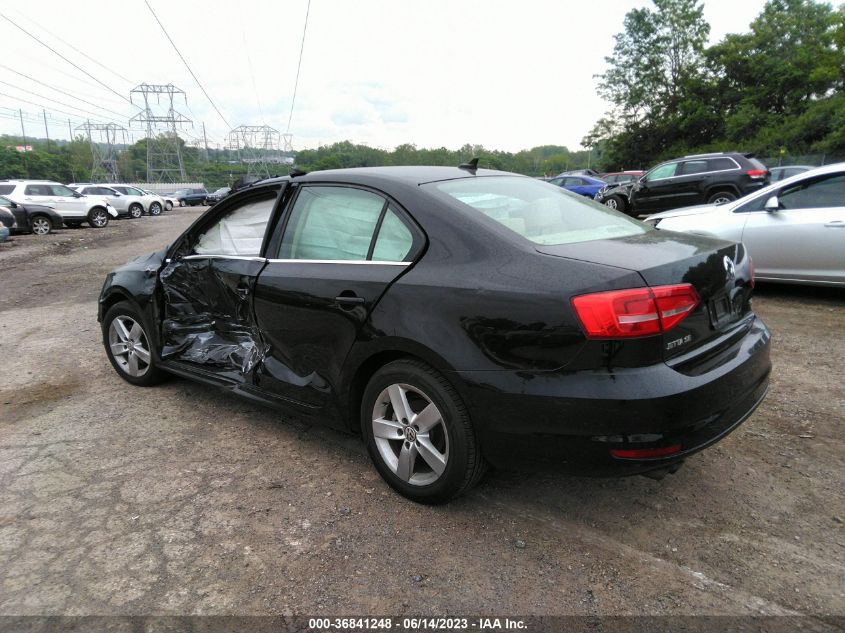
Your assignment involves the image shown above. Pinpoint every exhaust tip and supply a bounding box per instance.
[641,460,684,481]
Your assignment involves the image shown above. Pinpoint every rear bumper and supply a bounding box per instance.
[453,316,771,474]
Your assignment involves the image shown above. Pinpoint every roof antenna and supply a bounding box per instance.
[458,157,479,172]
[289,167,308,178]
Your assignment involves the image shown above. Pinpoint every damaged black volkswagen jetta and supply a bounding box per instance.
[99,165,771,503]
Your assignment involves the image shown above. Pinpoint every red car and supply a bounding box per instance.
[600,170,644,184]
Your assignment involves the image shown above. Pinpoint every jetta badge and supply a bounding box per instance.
[723,256,736,281]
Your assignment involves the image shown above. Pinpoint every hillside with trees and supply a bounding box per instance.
[585,0,845,170]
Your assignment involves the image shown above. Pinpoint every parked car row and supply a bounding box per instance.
[0,179,204,235]
[165,187,231,207]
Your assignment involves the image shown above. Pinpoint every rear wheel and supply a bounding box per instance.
[88,207,109,228]
[362,359,486,504]
[30,215,52,235]
[707,190,737,205]
[103,301,168,386]
[128,203,143,219]
[150,202,162,215]
[165,201,173,211]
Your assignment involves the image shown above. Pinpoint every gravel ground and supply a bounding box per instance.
[0,211,843,622]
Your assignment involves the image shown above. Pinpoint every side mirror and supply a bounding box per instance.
[113,193,121,197]
[764,195,780,212]
[73,192,83,198]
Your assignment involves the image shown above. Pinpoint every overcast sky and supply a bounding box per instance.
[0,0,771,152]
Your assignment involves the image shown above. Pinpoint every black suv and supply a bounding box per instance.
[595,152,770,216]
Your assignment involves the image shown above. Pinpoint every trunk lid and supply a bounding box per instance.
[537,230,755,362]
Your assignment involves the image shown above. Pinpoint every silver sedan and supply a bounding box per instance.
[645,163,845,287]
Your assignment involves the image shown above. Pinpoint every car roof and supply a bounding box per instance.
[0,179,62,184]
[255,166,519,188]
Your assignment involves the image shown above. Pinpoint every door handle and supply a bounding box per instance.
[824,220,845,228]
[335,293,365,307]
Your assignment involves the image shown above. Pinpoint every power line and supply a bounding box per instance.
[0,65,129,120]
[4,6,135,86]
[0,11,136,106]
[0,81,126,125]
[287,0,311,134]
[143,0,231,130]
[0,91,123,126]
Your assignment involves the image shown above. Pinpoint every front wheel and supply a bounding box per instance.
[362,359,486,504]
[603,195,627,213]
[103,302,168,386]
[88,207,109,228]
[149,202,162,216]
[30,215,52,235]
[165,201,173,211]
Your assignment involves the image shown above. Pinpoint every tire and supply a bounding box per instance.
[179,199,185,207]
[102,301,168,387]
[603,195,627,213]
[362,359,486,504]
[707,190,737,205]
[165,201,173,211]
[88,207,109,228]
[30,215,52,235]
[149,202,163,216]
[128,203,143,219]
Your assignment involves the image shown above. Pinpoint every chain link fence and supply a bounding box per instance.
[760,154,845,167]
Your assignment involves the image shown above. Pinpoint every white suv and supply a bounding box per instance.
[70,184,147,219]
[110,185,165,216]
[0,180,118,228]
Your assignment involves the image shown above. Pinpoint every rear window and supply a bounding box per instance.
[0,185,14,195]
[427,176,649,246]
[708,157,738,171]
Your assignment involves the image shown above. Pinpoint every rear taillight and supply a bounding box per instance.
[571,284,700,339]
[746,169,768,179]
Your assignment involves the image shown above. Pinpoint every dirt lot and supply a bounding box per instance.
[0,211,843,622]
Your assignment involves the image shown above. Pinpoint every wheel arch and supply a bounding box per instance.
[705,183,740,199]
[341,340,462,433]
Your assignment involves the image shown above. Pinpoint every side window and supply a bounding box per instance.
[709,157,737,171]
[548,177,564,186]
[778,173,845,210]
[278,186,386,261]
[50,185,77,197]
[25,184,50,196]
[563,177,582,187]
[646,163,678,181]
[372,206,413,262]
[193,194,276,257]
[680,160,708,175]
[0,185,15,195]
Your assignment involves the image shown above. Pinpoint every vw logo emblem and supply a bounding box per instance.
[723,256,736,281]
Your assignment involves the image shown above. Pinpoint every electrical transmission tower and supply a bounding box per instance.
[282,133,293,153]
[75,121,129,182]
[130,83,191,182]
[226,125,282,178]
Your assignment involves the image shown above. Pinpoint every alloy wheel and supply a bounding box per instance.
[372,383,449,486]
[108,316,151,377]
[31,217,51,235]
[604,198,618,210]
[129,205,142,219]
[91,210,108,227]
[150,202,162,216]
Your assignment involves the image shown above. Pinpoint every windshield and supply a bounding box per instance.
[426,176,649,246]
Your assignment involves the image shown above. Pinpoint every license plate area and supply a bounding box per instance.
[708,293,738,328]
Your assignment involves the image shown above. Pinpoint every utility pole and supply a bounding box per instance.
[42,109,51,151]
[19,109,28,175]
[68,119,73,141]
[202,122,209,162]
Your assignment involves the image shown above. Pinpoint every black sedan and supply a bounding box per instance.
[98,165,771,503]
[0,196,63,235]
